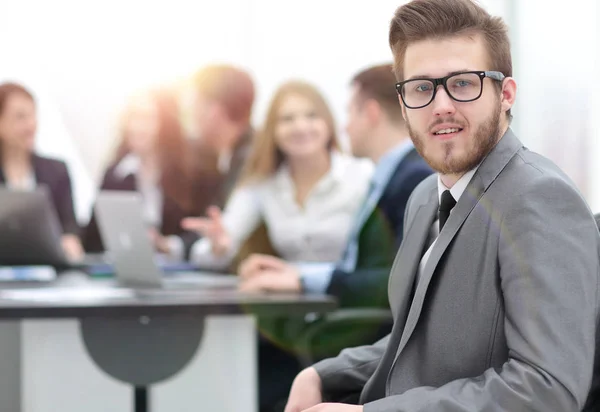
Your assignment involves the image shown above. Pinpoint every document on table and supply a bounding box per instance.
[0,287,135,302]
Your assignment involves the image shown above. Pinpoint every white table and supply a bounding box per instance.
[0,273,336,412]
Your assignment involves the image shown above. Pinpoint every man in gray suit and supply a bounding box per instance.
[284,1,600,411]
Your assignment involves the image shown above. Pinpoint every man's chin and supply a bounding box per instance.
[424,154,468,175]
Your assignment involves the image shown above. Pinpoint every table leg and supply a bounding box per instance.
[134,386,149,412]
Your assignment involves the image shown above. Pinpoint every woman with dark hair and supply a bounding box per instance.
[0,81,83,261]
[82,88,197,256]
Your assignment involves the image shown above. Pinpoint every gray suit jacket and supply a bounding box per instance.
[313,129,600,411]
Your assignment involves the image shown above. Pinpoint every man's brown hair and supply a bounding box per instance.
[194,64,255,125]
[388,0,512,82]
[352,63,404,124]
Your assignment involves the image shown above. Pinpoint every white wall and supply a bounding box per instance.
[2,0,418,222]
[3,0,598,220]
[589,0,600,211]
[510,0,598,210]
[247,0,509,144]
[1,0,256,221]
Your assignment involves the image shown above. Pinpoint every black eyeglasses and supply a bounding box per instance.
[395,70,505,109]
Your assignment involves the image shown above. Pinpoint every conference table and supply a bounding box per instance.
[0,271,337,412]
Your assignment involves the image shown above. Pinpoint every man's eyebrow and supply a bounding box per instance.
[405,69,471,81]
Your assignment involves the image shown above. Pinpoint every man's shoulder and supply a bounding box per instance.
[498,146,582,196]
[487,146,592,223]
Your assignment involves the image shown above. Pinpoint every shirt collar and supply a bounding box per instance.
[437,166,479,204]
[275,151,347,189]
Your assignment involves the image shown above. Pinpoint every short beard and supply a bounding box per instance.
[407,103,502,175]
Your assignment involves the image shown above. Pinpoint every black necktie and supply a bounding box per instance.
[438,190,457,233]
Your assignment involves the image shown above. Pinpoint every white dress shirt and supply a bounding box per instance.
[418,167,479,280]
[190,152,374,270]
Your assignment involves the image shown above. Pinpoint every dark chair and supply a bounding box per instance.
[294,308,393,368]
[229,224,302,412]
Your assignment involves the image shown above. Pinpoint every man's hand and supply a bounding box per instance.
[238,254,302,293]
[284,367,323,412]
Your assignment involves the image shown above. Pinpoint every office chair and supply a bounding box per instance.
[294,307,393,368]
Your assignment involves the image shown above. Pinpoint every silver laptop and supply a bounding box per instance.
[93,191,238,290]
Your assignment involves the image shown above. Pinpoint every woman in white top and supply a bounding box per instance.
[183,80,373,270]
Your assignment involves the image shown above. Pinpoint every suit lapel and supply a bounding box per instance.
[392,128,524,360]
[31,155,44,184]
[388,185,438,323]
[1,155,44,185]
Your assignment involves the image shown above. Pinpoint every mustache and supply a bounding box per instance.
[428,118,466,132]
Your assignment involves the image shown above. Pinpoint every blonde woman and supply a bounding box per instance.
[183,80,373,275]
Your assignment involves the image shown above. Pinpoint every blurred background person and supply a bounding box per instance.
[187,64,256,215]
[183,80,373,274]
[238,64,433,303]
[0,82,83,261]
[236,65,433,411]
[184,80,373,412]
[82,88,197,257]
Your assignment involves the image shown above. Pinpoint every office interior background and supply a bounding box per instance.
[0,0,599,220]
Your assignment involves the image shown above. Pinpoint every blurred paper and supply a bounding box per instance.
[0,287,134,302]
[0,266,57,282]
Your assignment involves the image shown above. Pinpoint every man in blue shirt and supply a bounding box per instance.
[239,64,433,309]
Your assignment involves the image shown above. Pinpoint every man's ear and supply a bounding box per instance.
[500,77,517,114]
[399,95,408,122]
